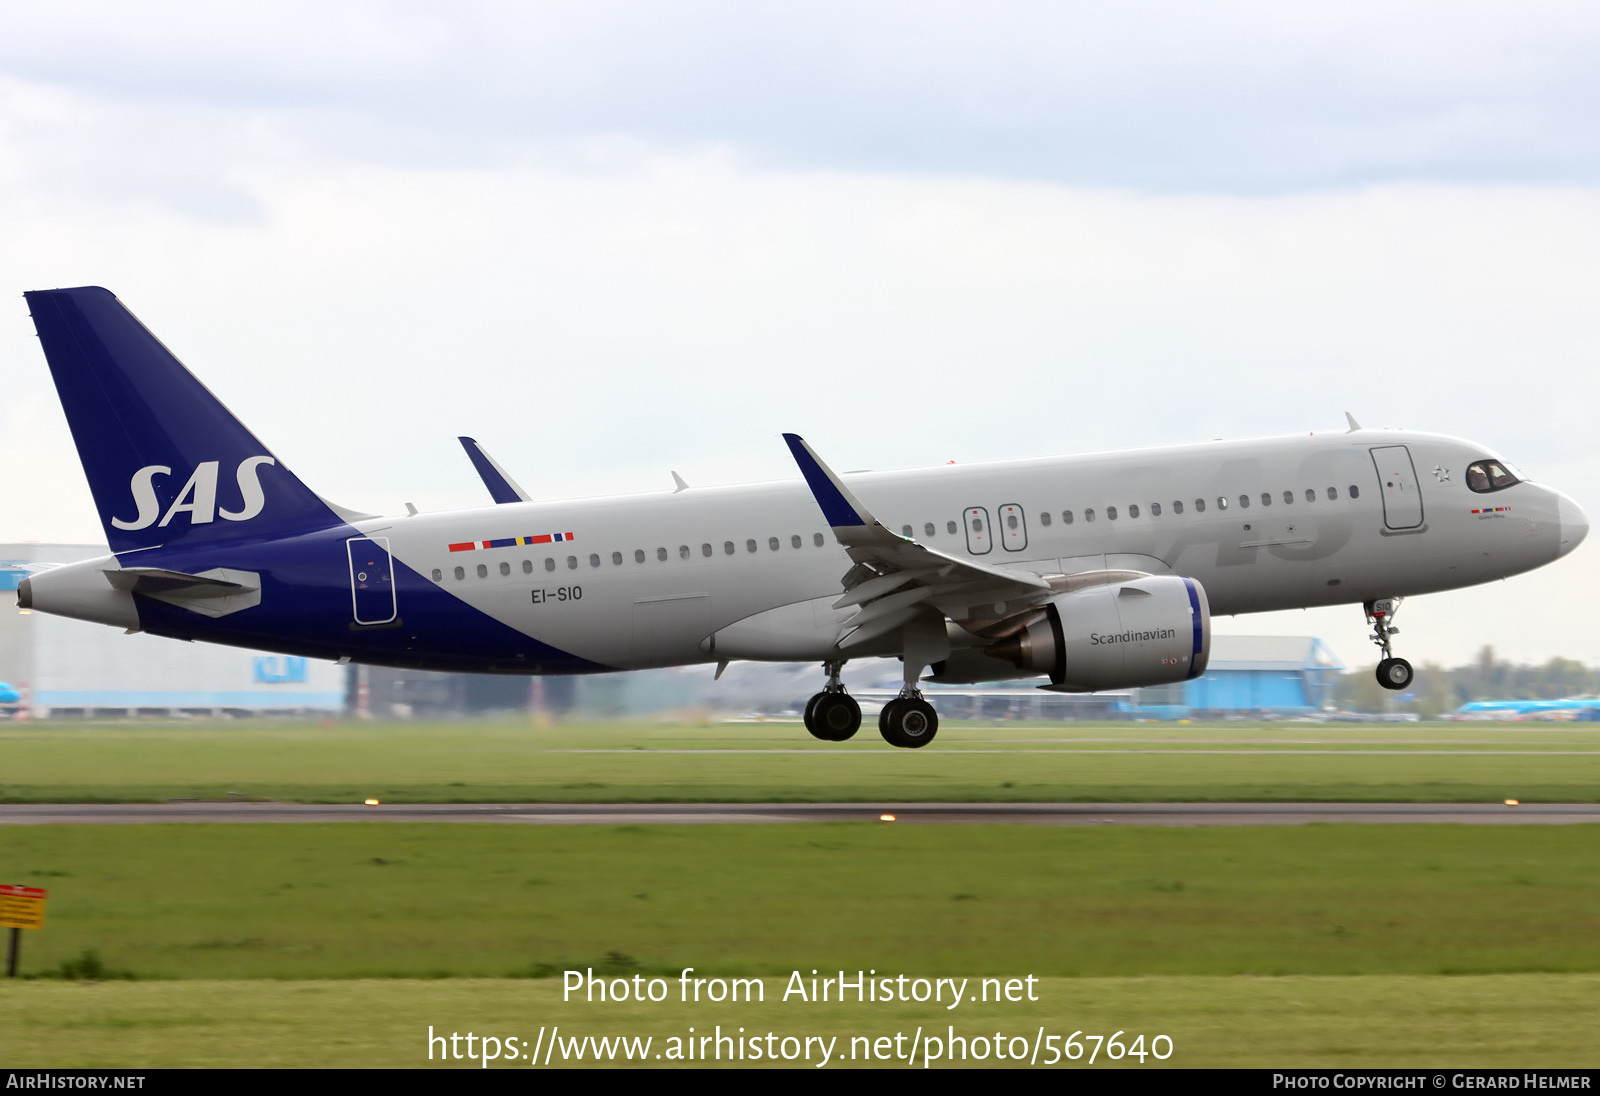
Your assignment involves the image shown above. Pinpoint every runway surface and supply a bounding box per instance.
[3,801,1598,826]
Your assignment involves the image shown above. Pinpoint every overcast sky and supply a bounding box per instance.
[3,1,1598,671]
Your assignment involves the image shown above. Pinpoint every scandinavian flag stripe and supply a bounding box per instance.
[448,532,575,553]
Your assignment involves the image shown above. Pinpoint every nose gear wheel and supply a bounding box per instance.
[1364,598,1413,692]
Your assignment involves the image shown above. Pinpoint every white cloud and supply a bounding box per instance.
[3,9,1599,669]
[6,2,1600,188]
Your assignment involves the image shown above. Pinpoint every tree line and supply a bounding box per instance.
[1334,647,1600,717]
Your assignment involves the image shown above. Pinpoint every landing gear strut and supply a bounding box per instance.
[1365,598,1414,691]
[877,615,943,748]
[803,660,860,741]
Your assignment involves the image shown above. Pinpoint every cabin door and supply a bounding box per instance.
[1369,445,1425,530]
[347,536,397,625]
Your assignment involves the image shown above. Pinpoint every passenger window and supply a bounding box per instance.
[1151,502,1162,516]
[1194,499,1205,513]
[1062,510,1074,525]
[1173,501,1183,514]
[814,533,825,547]
[500,561,511,576]
[790,535,801,549]
[523,559,534,574]
[1005,513,1019,529]
[1284,490,1294,504]
[431,568,441,582]
[971,517,984,532]
[656,548,668,562]
[589,554,600,568]
[567,556,578,570]
[1349,485,1360,499]
[702,543,713,557]
[902,525,913,537]
[1305,489,1315,502]
[1238,495,1249,509]
[769,537,780,551]
[924,523,936,537]
[454,566,465,580]
[724,541,735,555]
[477,564,488,578]
[946,521,958,535]
[545,558,556,572]
[680,545,691,559]
[747,539,758,553]
[1217,497,1229,510]
[1040,512,1052,527]
[1261,493,1271,507]
[1129,504,1139,518]
[1085,509,1096,522]
[612,551,623,566]
[634,549,646,564]
[1106,506,1118,520]
[1327,486,1338,500]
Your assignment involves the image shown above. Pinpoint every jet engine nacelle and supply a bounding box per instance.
[984,575,1211,692]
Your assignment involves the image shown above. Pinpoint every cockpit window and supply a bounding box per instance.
[1465,459,1520,494]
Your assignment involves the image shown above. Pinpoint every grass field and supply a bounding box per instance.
[6,823,1600,980]
[4,717,1599,803]
[7,719,1598,1068]
[8,974,1599,1068]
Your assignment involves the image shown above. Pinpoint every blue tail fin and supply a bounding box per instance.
[26,287,344,554]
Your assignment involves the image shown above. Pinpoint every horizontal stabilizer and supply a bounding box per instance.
[104,567,246,595]
[105,566,261,618]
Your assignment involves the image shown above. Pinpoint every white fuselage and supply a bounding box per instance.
[362,428,1582,671]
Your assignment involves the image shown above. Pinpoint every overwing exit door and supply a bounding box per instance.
[963,507,992,554]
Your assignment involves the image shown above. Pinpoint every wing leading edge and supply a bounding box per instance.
[782,433,1057,650]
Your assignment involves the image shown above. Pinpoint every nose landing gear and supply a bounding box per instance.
[1365,598,1414,691]
[803,660,861,741]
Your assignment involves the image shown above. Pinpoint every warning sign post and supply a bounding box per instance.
[1,884,47,977]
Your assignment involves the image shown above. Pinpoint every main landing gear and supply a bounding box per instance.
[803,660,861,741]
[1365,598,1414,691]
[879,694,938,749]
[801,660,940,747]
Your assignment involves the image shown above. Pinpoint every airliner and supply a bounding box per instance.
[17,287,1588,747]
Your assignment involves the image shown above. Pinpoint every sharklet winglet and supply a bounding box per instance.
[458,436,531,505]
[782,433,872,529]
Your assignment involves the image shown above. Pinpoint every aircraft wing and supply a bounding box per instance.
[459,436,532,504]
[784,434,1054,649]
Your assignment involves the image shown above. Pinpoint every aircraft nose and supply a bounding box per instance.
[1557,491,1589,557]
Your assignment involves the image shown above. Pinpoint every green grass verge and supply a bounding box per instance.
[6,975,1598,1067]
[3,719,1599,803]
[7,823,1600,980]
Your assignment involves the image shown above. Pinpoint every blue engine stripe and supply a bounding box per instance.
[1183,577,1205,680]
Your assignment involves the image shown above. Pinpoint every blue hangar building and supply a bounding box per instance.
[1132,635,1345,718]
